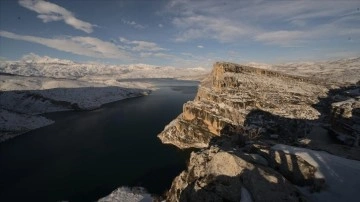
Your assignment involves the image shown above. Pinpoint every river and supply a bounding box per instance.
[0,79,198,201]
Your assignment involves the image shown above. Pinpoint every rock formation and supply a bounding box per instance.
[158,62,360,202]
[166,146,308,202]
[328,87,360,146]
[158,62,329,149]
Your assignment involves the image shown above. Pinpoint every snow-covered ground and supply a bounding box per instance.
[272,144,360,202]
[0,109,54,142]
[0,75,150,142]
[0,53,209,80]
[97,187,153,202]
[0,54,209,142]
[247,57,360,84]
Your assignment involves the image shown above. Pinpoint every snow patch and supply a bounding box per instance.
[97,187,153,202]
[272,144,360,202]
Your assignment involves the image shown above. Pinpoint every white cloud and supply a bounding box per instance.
[0,30,129,59]
[173,15,255,42]
[19,0,94,33]
[119,37,129,43]
[119,37,166,52]
[197,45,203,48]
[132,41,165,52]
[166,0,360,46]
[122,19,146,29]
[140,52,175,59]
[255,31,306,46]
[158,24,164,28]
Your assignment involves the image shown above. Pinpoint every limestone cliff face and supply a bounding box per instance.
[158,62,329,149]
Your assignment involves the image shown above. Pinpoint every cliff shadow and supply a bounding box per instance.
[215,83,360,148]
[178,167,305,202]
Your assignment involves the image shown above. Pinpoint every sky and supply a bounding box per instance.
[0,0,359,68]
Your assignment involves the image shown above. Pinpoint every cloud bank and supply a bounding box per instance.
[0,31,128,59]
[167,0,360,46]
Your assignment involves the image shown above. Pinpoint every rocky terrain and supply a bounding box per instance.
[158,62,360,201]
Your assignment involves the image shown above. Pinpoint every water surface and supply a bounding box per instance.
[0,79,198,201]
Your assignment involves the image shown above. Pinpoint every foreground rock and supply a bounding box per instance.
[167,145,309,202]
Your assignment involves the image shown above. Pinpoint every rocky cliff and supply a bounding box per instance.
[158,62,330,149]
[158,62,360,202]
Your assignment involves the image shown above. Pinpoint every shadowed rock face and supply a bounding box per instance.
[158,62,329,149]
[166,146,305,202]
[329,87,360,146]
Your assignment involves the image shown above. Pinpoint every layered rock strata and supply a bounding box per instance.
[158,62,329,149]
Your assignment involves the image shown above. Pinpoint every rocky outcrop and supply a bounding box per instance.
[247,144,320,187]
[329,87,360,146]
[166,146,308,202]
[158,62,329,149]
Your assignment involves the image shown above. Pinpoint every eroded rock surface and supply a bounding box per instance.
[166,146,305,202]
[158,62,329,149]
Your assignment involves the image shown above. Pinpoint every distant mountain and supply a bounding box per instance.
[0,54,209,142]
[247,57,360,84]
[0,54,209,80]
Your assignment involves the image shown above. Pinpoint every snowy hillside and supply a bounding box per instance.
[0,53,209,80]
[0,54,210,142]
[247,57,360,84]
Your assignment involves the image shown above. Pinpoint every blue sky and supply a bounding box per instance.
[0,0,359,67]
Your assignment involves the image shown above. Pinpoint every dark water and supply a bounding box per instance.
[0,79,198,202]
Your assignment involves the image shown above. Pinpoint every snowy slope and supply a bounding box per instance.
[97,187,153,202]
[0,76,148,142]
[247,57,360,84]
[272,144,360,202]
[0,53,209,80]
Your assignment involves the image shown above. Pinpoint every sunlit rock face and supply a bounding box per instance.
[158,62,329,149]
